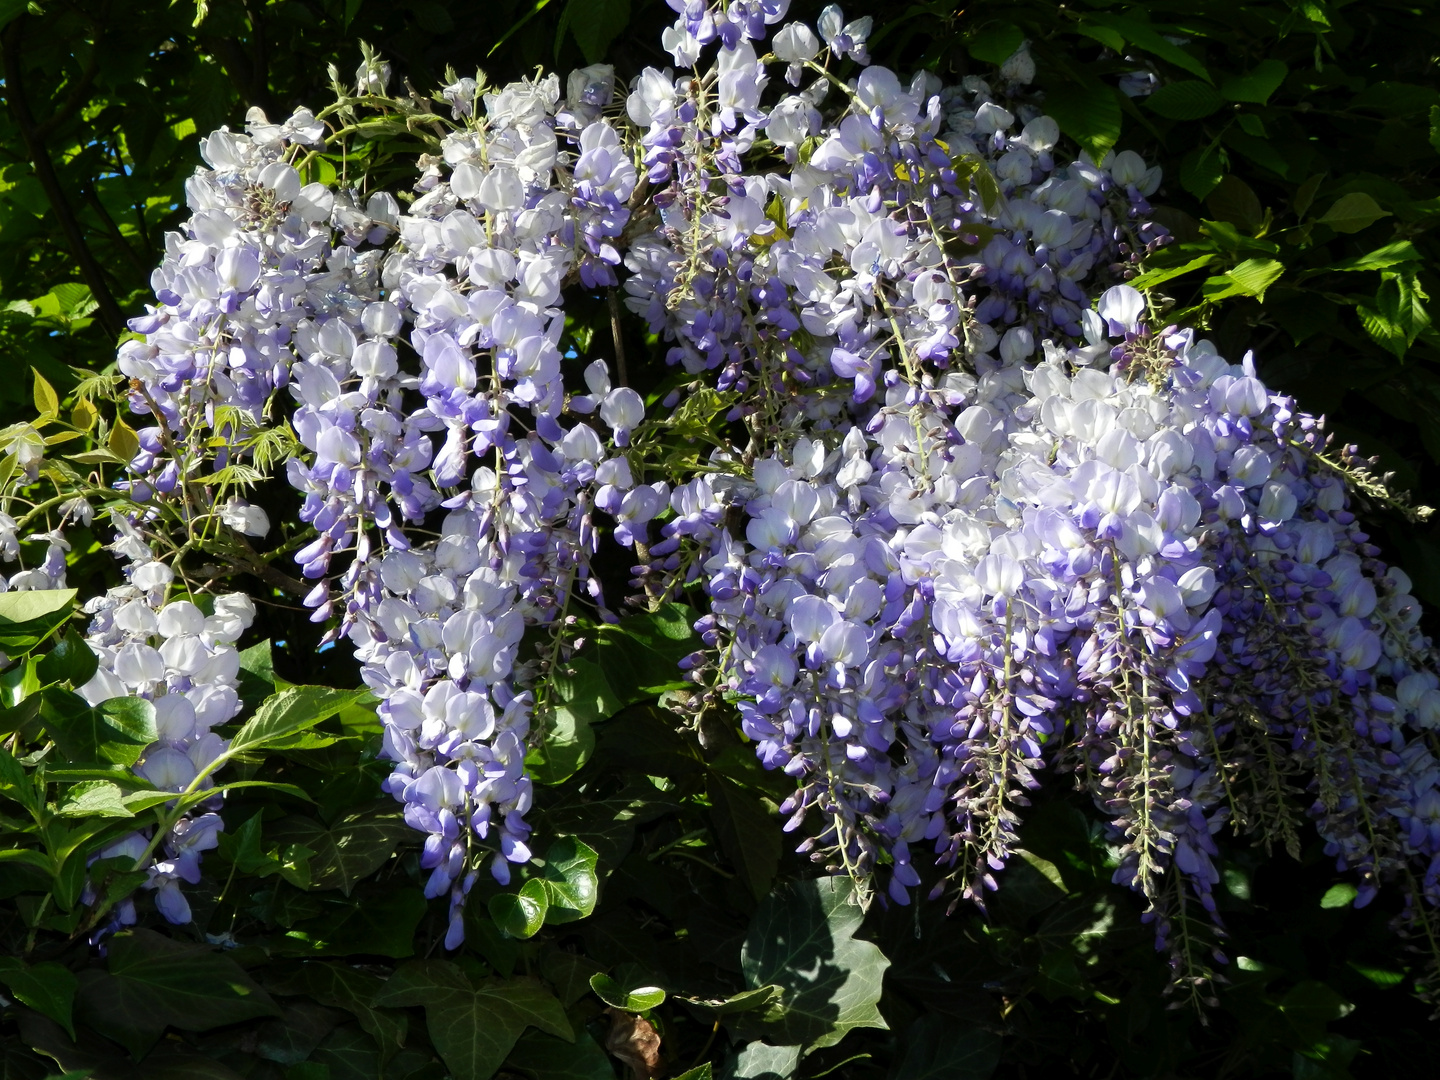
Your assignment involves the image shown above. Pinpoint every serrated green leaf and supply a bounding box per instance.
[228,686,367,757]
[1203,258,1285,302]
[1323,241,1421,272]
[1144,80,1223,120]
[1318,192,1391,233]
[1128,255,1218,291]
[1043,79,1122,161]
[1220,59,1288,104]
[1320,883,1359,908]
[739,877,889,1052]
[965,21,1024,64]
[55,779,133,818]
[1086,13,1211,82]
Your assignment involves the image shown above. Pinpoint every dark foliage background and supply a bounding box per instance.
[3,1,1440,1078]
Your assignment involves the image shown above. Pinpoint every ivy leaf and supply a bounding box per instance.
[0,958,78,1038]
[739,877,890,1052]
[889,1015,1000,1080]
[1317,192,1392,233]
[269,808,412,895]
[44,690,157,767]
[228,686,367,757]
[724,1041,802,1080]
[373,963,572,1080]
[490,879,551,939]
[538,836,600,924]
[270,962,408,1062]
[1144,80,1223,120]
[75,929,279,1057]
[588,974,665,1012]
[36,628,97,688]
[504,1030,615,1080]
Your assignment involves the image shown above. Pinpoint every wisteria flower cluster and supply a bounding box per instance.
[6,0,1438,982]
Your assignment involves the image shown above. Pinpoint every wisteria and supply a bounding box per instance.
[5,0,1438,987]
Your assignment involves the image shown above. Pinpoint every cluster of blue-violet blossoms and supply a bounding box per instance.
[623,0,1440,969]
[10,0,1434,968]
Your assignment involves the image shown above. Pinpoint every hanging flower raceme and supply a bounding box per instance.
[14,0,1430,983]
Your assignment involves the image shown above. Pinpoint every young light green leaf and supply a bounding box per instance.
[0,588,76,625]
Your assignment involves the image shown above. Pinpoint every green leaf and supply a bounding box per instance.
[1178,147,1225,200]
[44,691,158,767]
[1086,13,1211,82]
[504,1030,614,1080]
[76,929,280,1056]
[673,1068,713,1080]
[36,629,98,688]
[564,0,628,64]
[1323,241,1421,272]
[1202,258,1285,302]
[228,686,367,757]
[739,877,890,1052]
[0,957,78,1037]
[587,974,665,1012]
[269,808,412,895]
[725,1042,801,1080]
[0,589,76,624]
[1317,192,1391,233]
[965,21,1024,65]
[890,1015,1000,1080]
[539,836,599,924]
[1043,79,1123,161]
[1144,80,1223,120]
[1319,883,1358,909]
[290,889,428,958]
[1430,104,1440,155]
[708,772,780,902]
[55,779,133,818]
[1220,59,1288,104]
[490,878,550,939]
[0,589,76,652]
[1205,174,1264,229]
[272,963,408,1062]
[1359,269,1431,359]
[373,964,572,1080]
[1128,255,1218,291]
